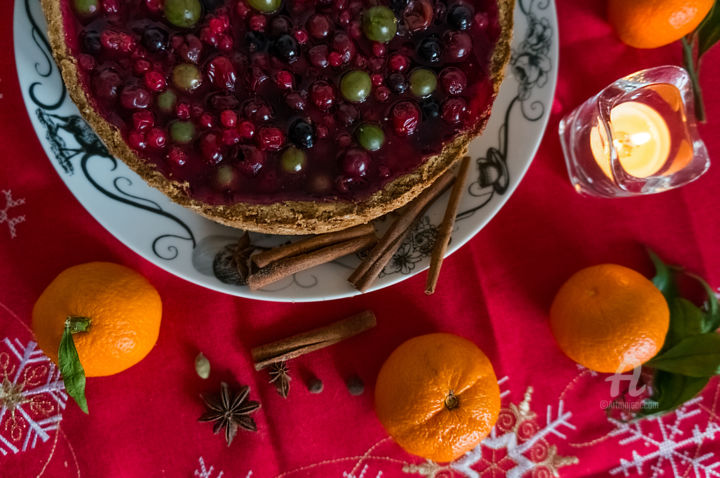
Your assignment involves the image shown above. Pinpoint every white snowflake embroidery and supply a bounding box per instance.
[0,338,67,455]
[0,190,25,239]
[194,456,253,478]
[609,397,720,477]
[403,378,578,478]
[343,464,383,478]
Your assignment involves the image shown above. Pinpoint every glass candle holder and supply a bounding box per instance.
[558,66,710,198]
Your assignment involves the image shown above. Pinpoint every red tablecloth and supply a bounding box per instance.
[2,1,720,477]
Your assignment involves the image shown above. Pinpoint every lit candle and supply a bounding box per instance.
[590,101,671,179]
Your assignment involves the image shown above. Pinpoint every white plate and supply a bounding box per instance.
[14,0,558,302]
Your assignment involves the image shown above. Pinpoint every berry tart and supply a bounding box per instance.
[42,0,513,234]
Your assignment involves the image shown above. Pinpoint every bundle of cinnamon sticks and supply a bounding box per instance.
[247,156,471,294]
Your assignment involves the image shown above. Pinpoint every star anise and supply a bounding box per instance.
[213,233,260,286]
[268,361,291,398]
[198,382,260,446]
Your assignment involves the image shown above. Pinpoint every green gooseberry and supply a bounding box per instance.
[281,146,307,173]
[340,70,372,103]
[164,0,203,28]
[73,0,99,17]
[362,6,398,43]
[157,90,178,113]
[172,64,203,92]
[247,0,282,13]
[409,68,438,97]
[170,121,195,144]
[355,123,385,152]
[215,165,237,189]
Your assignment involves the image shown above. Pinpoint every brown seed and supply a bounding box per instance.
[307,377,323,394]
[346,375,364,396]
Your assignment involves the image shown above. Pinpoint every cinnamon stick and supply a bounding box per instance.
[425,156,472,295]
[251,310,377,370]
[252,223,376,269]
[348,169,456,290]
[248,234,376,291]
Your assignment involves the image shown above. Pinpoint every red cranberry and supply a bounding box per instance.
[206,56,237,91]
[441,97,467,124]
[309,45,330,68]
[336,132,352,148]
[389,54,409,72]
[243,99,273,122]
[349,20,362,39]
[144,0,163,12]
[334,0,348,10]
[132,110,154,131]
[307,14,332,39]
[218,35,234,51]
[256,127,284,151]
[199,132,224,164]
[167,147,188,166]
[200,113,215,129]
[368,57,384,72]
[338,10,351,25]
[391,100,420,136]
[92,68,123,100]
[248,66,269,90]
[353,54,368,69]
[144,71,167,92]
[209,15,230,34]
[234,145,265,176]
[335,175,352,193]
[235,1,250,18]
[237,120,255,140]
[473,12,489,30]
[374,85,390,102]
[128,131,146,150]
[293,29,309,44]
[443,32,472,62]
[341,148,370,178]
[120,85,151,110]
[310,81,335,111]
[403,0,434,31]
[209,93,240,111]
[439,67,467,95]
[332,33,356,64]
[176,34,203,64]
[100,30,136,55]
[372,42,386,57]
[176,102,191,119]
[285,92,306,111]
[275,70,294,90]
[336,103,359,126]
[102,0,120,13]
[191,104,204,118]
[270,16,292,35]
[371,73,384,87]
[147,128,167,149]
[248,14,267,32]
[222,128,241,145]
[133,59,151,75]
[220,110,237,128]
[328,52,343,68]
[78,54,96,71]
[378,165,390,178]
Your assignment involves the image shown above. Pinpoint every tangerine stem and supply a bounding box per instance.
[65,316,91,334]
[445,391,459,410]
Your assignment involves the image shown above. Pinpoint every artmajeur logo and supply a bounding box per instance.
[601,365,658,411]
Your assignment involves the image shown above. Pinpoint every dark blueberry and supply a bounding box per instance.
[272,34,299,62]
[288,119,315,149]
[141,27,169,53]
[447,3,473,31]
[200,0,224,11]
[420,98,441,119]
[81,30,102,55]
[387,73,408,94]
[389,0,409,14]
[417,35,442,64]
[245,31,268,52]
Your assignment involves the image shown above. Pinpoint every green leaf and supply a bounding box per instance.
[638,371,709,417]
[665,298,706,348]
[59,320,89,414]
[698,0,720,58]
[648,334,720,377]
[686,272,720,333]
[648,249,678,303]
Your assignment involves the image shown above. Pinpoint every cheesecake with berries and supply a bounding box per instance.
[42,0,513,234]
